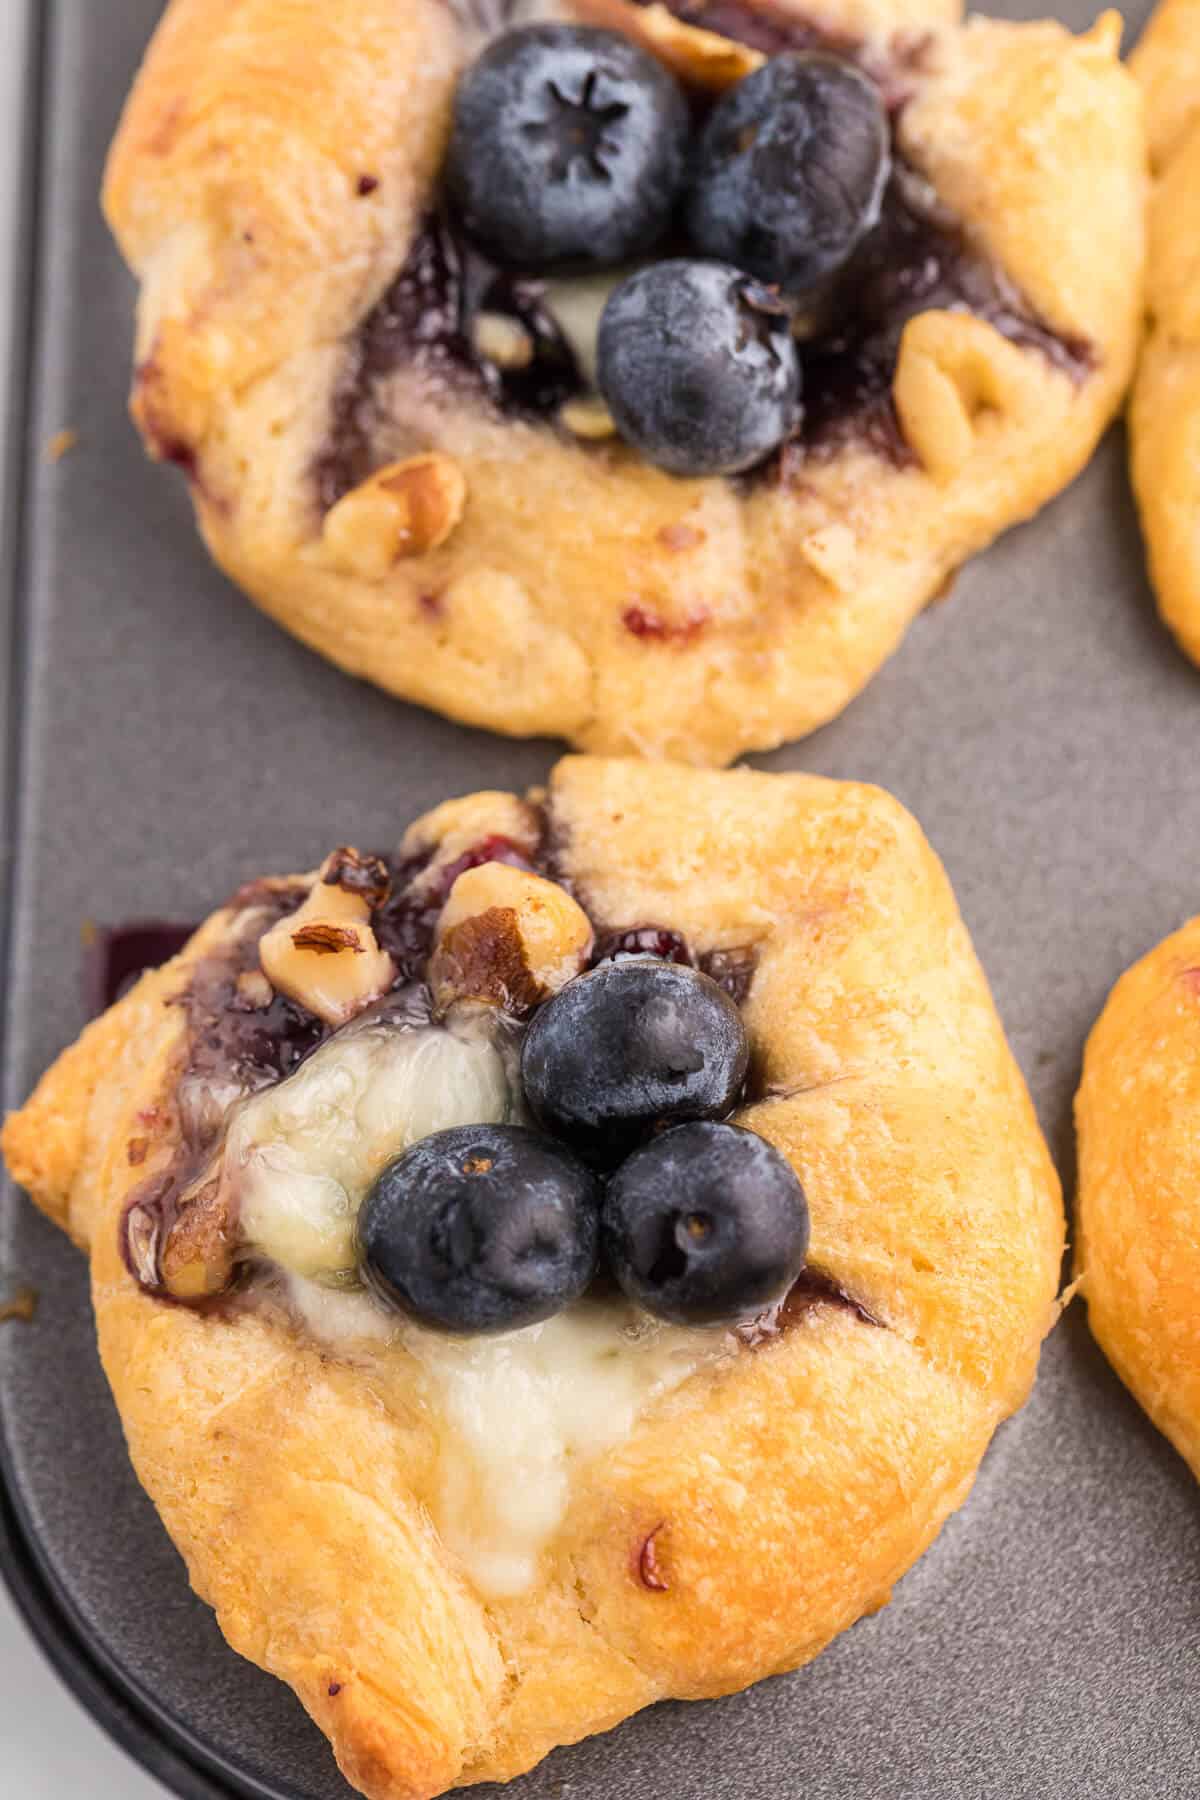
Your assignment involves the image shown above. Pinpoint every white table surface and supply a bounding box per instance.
[0,1,165,1791]
[0,1585,166,1795]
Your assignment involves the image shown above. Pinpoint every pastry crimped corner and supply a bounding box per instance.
[1074,917,1200,1482]
[1129,0,1200,669]
[3,757,1063,1800]
[102,0,1144,766]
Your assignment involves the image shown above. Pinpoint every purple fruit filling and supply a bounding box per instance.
[314,218,584,510]
[85,922,197,1015]
[313,0,1090,504]
[108,833,874,1333]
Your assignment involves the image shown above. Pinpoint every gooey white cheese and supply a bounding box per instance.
[287,1276,728,1598]
[231,1018,513,1282]
[233,1018,731,1598]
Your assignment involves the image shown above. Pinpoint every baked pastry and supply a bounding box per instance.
[3,757,1063,1800]
[1129,0,1200,667]
[1075,917,1200,1481]
[103,0,1144,765]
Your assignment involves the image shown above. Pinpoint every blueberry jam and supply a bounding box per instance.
[85,922,197,1015]
[793,163,1091,469]
[589,926,758,1004]
[313,0,1091,501]
[592,926,693,966]
[109,829,874,1339]
[181,889,327,1091]
[374,833,538,981]
[315,215,584,509]
[119,882,324,1295]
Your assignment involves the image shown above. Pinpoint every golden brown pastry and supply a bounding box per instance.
[1075,916,1200,1481]
[102,0,1144,764]
[1129,0,1200,666]
[3,757,1063,1800]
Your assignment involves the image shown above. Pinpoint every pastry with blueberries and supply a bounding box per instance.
[104,0,1143,764]
[1128,0,1200,670]
[3,757,1064,1800]
[1075,917,1200,1483]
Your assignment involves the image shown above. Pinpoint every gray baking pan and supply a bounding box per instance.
[1,2,1198,1797]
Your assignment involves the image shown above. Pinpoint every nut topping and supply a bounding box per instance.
[401,794,544,893]
[259,849,395,1027]
[321,846,392,907]
[473,311,535,370]
[322,454,467,580]
[159,1166,237,1301]
[560,396,618,441]
[233,968,274,1010]
[573,0,764,91]
[430,864,593,1015]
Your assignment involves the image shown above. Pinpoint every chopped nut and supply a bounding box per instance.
[321,846,391,908]
[123,1195,162,1288]
[259,850,395,1027]
[574,0,764,90]
[234,969,274,1010]
[473,311,534,371]
[401,794,543,891]
[159,1167,236,1301]
[561,396,617,441]
[430,864,593,1015]
[322,454,466,579]
[292,922,365,955]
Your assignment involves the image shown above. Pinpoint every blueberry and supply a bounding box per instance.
[444,25,689,270]
[358,1124,600,1333]
[596,260,801,476]
[602,1120,810,1325]
[521,961,749,1163]
[685,54,891,298]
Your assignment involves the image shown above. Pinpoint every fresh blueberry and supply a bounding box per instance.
[444,25,689,270]
[596,260,801,476]
[685,54,891,298]
[602,1120,810,1325]
[358,1123,600,1333]
[521,960,749,1163]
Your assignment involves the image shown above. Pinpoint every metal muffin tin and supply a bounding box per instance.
[1,2,1197,1796]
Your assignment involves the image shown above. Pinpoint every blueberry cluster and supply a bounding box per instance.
[357,960,811,1335]
[443,24,891,476]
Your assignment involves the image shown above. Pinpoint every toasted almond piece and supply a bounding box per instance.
[430,864,593,1014]
[573,0,764,90]
[259,848,395,1027]
[322,454,467,579]
[561,396,618,441]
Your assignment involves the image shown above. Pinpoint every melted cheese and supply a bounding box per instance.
[242,1015,730,1597]
[232,1018,514,1280]
[287,1277,730,1597]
